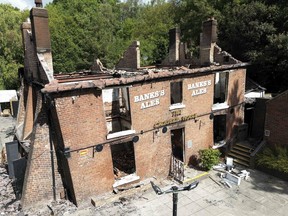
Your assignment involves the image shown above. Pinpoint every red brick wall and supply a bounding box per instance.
[22,85,34,139]
[226,69,246,139]
[43,69,246,205]
[54,89,114,205]
[265,91,288,146]
[22,92,63,208]
[129,74,215,178]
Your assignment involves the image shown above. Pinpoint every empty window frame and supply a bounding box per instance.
[170,81,183,105]
[103,87,132,134]
[111,141,136,179]
[214,72,228,104]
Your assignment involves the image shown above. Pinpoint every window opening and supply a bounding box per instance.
[171,128,185,162]
[214,72,228,104]
[213,115,226,142]
[103,87,131,134]
[111,141,136,179]
[170,81,183,105]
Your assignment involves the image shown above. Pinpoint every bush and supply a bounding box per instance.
[199,148,221,171]
[256,145,288,173]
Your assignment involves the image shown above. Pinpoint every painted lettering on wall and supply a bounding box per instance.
[154,113,197,128]
[134,90,165,109]
[188,80,212,96]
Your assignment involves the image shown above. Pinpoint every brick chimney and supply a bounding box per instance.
[168,28,181,64]
[116,41,140,70]
[20,21,31,55]
[35,0,43,7]
[30,7,51,53]
[200,18,218,66]
[29,7,54,82]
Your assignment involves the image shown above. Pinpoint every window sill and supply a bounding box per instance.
[212,102,229,111]
[107,130,135,139]
[169,103,186,111]
[113,173,140,188]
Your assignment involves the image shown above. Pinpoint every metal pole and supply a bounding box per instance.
[172,186,178,216]
[172,192,178,216]
[46,95,56,201]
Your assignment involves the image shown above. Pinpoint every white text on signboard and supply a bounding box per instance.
[188,80,212,96]
[134,90,165,109]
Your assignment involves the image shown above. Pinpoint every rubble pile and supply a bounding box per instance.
[0,166,21,215]
[0,166,77,216]
[24,200,77,216]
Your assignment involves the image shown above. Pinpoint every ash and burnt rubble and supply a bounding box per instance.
[0,166,21,216]
[0,166,77,216]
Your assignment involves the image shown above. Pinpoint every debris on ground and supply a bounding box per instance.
[24,200,78,216]
[212,161,251,188]
[0,166,21,216]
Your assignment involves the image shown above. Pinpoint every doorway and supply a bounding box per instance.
[213,115,226,142]
[171,128,185,162]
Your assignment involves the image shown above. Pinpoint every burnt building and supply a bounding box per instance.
[15,2,247,208]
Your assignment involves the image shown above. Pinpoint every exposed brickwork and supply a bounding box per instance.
[22,85,34,139]
[226,69,246,139]
[21,22,39,80]
[200,18,217,66]
[30,8,51,52]
[18,7,247,208]
[21,91,63,209]
[116,41,140,70]
[16,82,26,128]
[53,89,114,205]
[265,90,288,146]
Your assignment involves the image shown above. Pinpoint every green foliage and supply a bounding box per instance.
[256,145,288,173]
[217,1,288,92]
[1,0,288,94]
[174,0,221,55]
[0,4,27,90]
[46,0,176,71]
[199,148,221,170]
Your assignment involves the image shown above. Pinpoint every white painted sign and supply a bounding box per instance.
[188,80,212,96]
[134,90,165,109]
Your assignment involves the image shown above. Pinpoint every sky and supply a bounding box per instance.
[0,0,149,10]
[0,0,53,10]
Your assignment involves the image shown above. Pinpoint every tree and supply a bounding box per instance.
[0,4,28,90]
[218,1,287,92]
[172,0,221,57]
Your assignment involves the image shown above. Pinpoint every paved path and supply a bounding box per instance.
[71,168,288,216]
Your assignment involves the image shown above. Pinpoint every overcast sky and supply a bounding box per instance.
[0,0,149,11]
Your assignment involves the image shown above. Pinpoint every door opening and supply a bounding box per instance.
[213,115,226,142]
[171,128,185,162]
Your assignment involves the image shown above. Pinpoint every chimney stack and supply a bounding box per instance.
[35,0,43,8]
[200,18,218,66]
[168,28,181,64]
[30,7,51,52]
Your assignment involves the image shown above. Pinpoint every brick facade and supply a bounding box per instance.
[16,4,247,208]
[265,90,288,146]
[40,67,245,206]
